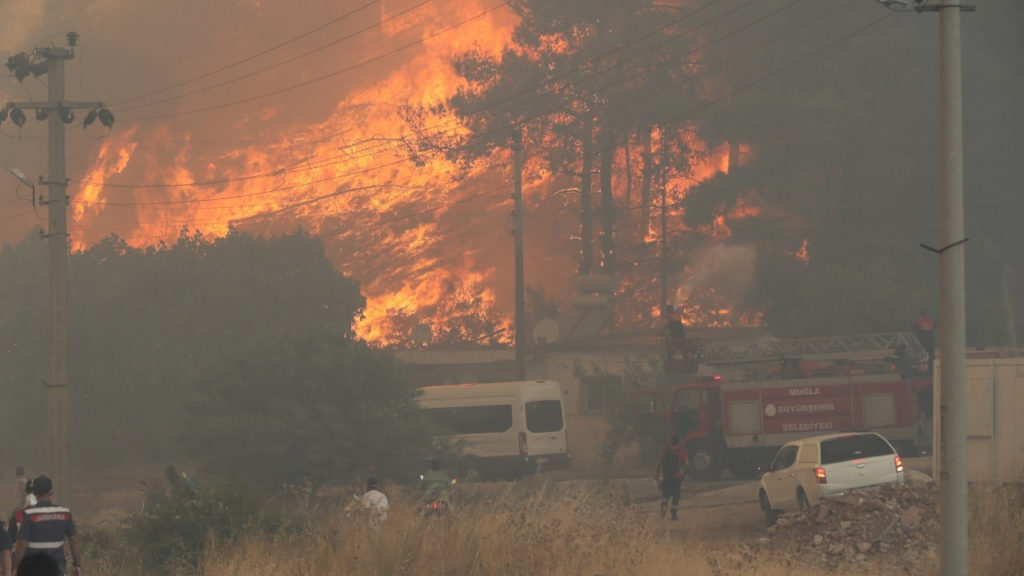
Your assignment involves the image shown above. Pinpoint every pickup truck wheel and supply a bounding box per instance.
[760,491,778,527]
[686,440,724,481]
[797,489,811,512]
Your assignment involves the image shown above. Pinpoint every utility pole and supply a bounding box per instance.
[935,2,969,574]
[3,35,108,506]
[879,1,973,573]
[512,131,526,380]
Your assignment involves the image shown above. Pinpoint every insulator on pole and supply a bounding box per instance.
[10,108,26,127]
[98,108,114,128]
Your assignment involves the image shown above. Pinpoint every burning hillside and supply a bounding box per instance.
[21,0,780,345]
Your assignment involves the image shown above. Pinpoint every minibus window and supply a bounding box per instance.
[526,400,563,433]
[422,405,513,434]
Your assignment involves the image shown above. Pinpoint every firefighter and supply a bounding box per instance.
[654,436,689,521]
[913,311,936,373]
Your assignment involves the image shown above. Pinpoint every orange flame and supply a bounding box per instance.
[71,0,769,344]
[794,238,810,264]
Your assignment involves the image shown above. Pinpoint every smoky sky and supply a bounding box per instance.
[0,0,1020,338]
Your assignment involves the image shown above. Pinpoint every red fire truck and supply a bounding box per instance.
[637,332,933,480]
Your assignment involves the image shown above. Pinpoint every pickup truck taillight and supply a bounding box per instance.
[895,454,904,473]
[814,466,827,484]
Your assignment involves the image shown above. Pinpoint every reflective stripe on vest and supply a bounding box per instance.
[27,541,64,549]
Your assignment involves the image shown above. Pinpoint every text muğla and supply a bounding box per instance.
[787,387,822,397]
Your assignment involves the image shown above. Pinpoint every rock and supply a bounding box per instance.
[900,506,921,527]
[761,481,940,572]
[815,504,831,523]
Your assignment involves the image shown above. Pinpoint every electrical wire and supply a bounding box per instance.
[120,0,512,122]
[75,0,808,191]
[63,1,893,239]
[114,0,434,113]
[70,181,510,242]
[76,155,412,205]
[110,0,382,107]
[246,3,895,224]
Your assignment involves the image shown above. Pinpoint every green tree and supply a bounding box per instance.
[1,227,438,482]
[183,329,430,487]
[0,231,49,463]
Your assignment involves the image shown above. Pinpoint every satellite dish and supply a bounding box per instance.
[410,324,433,346]
[532,318,559,345]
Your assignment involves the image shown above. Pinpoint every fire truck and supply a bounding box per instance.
[636,331,933,480]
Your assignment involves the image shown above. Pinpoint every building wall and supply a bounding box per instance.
[528,347,664,472]
[933,356,1024,481]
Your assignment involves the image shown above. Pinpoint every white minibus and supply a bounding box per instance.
[416,380,570,478]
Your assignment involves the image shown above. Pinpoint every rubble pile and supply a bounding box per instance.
[763,479,940,568]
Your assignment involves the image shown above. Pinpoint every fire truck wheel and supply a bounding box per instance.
[686,440,724,481]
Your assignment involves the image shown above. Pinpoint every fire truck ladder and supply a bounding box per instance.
[697,331,928,366]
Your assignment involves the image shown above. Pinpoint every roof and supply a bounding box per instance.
[782,431,889,445]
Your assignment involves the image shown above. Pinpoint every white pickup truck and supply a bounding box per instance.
[758,431,904,526]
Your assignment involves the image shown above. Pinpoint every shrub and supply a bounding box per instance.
[121,478,298,575]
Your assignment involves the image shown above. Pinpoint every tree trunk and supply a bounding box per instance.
[579,115,594,275]
[659,124,672,307]
[641,128,652,240]
[624,136,633,241]
[600,126,615,273]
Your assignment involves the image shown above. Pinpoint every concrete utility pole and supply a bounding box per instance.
[512,131,526,380]
[935,2,969,574]
[4,38,106,507]
[877,2,971,571]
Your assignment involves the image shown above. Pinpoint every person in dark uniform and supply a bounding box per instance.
[0,517,11,576]
[12,476,81,576]
[15,553,60,576]
[654,435,689,521]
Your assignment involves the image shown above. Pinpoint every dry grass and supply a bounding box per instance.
[84,479,1024,575]
[194,483,869,576]
[968,481,1024,575]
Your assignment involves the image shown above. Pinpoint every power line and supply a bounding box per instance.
[76,154,413,205]
[443,0,856,148]
[115,0,434,113]
[330,0,857,167]
[74,134,416,189]
[71,1,888,227]
[76,0,807,192]
[70,182,509,241]
[120,1,512,122]
[110,0,382,107]
[303,4,894,224]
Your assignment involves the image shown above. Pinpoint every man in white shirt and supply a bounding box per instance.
[359,478,388,529]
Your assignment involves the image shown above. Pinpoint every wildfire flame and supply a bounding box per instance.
[69,0,781,345]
